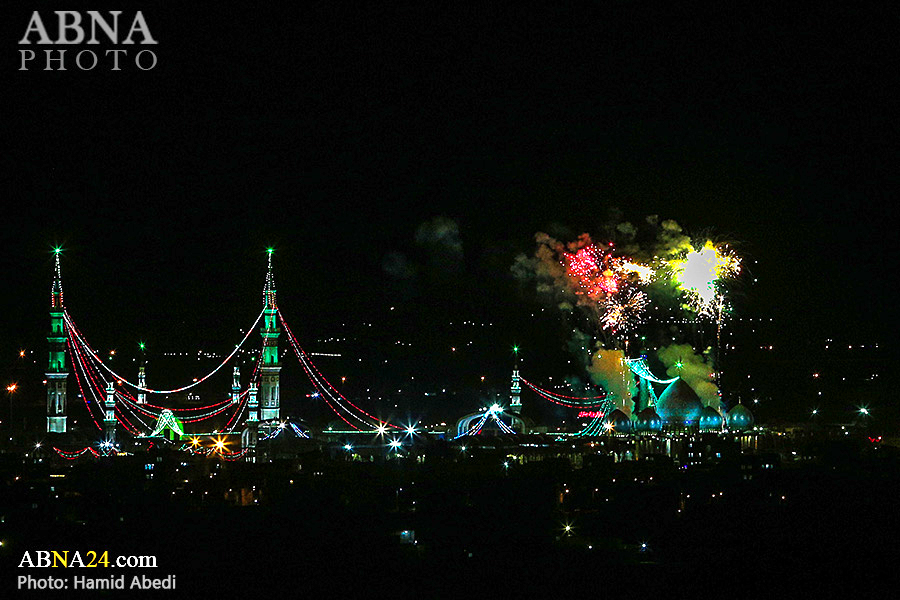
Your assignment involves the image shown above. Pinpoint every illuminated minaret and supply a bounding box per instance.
[231,366,241,405]
[137,362,147,405]
[247,382,259,422]
[104,381,116,444]
[259,249,281,422]
[509,365,522,415]
[242,382,259,460]
[46,248,68,433]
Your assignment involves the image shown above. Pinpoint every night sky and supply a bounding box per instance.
[2,4,895,423]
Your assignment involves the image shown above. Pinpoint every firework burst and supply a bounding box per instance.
[561,240,654,332]
[669,240,740,314]
[601,291,648,333]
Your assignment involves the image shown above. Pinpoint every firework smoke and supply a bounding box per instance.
[587,346,637,415]
[657,344,721,411]
[512,231,654,335]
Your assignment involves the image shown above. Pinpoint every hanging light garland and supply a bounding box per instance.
[519,376,609,408]
[279,309,399,431]
[64,309,264,394]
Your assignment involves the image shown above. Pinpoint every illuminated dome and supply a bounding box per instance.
[604,409,632,433]
[634,407,662,432]
[698,405,724,431]
[656,379,703,427]
[726,403,754,431]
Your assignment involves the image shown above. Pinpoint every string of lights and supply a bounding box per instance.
[259,427,282,442]
[520,377,609,408]
[279,315,362,430]
[66,335,102,430]
[223,394,248,433]
[220,448,250,461]
[280,309,397,428]
[454,413,489,439]
[116,398,153,432]
[574,413,610,437]
[280,310,398,431]
[63,309,264,394]
[624,358,679,384]
[53,446,100,460]
[113,404,141,435]
[289,422,310,439]
[494,414,517,434]
[68,323,145,438]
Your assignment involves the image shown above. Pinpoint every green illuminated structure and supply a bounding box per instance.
[509,364,522,415]
[149,409,185,441]
[104,382,117,444]
[46,249,68,433]
[137,361,147,405]
[259,249,281,423]
[241,382,260,459]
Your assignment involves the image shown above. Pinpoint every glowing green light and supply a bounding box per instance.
[52,246,62,255]
[266,247,274,255]
[675,361,684,370]
[139,342,146,351]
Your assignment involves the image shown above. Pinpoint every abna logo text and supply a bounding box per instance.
[19,11,158,71]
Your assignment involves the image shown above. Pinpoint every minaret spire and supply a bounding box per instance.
[263,247,276,309]
[51,246,64,309]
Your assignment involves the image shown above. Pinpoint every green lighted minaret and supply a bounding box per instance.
[259,249,281,422]
[509,346,522,415]
[46,248,68,433]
